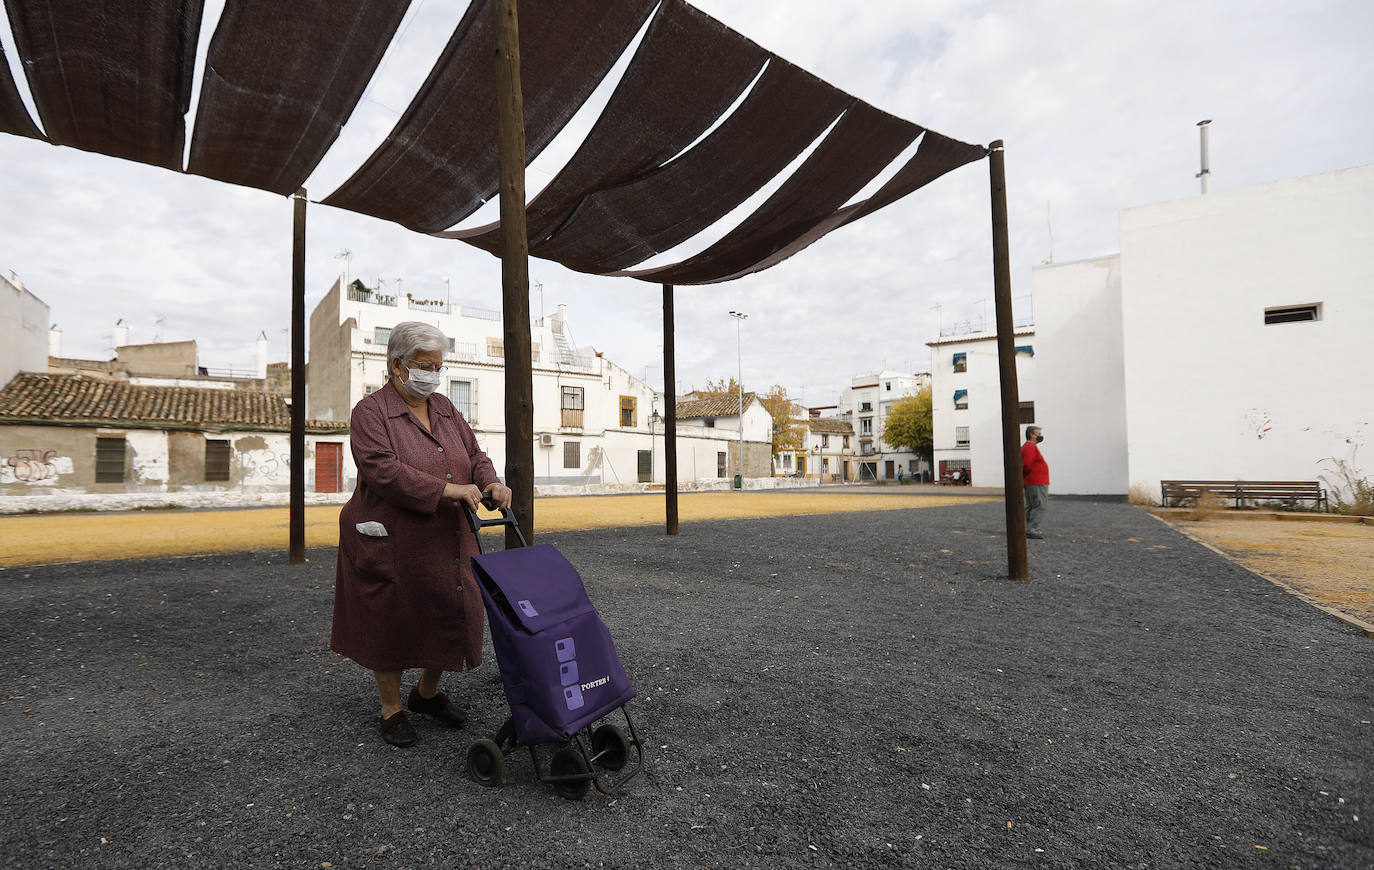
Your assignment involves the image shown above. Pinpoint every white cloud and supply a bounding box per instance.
[2,0,1371,407]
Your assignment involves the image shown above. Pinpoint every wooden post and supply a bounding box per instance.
[988,140,1029,580]
[662,283,679,535]
[491,0,534,548]
[289,188,307,564]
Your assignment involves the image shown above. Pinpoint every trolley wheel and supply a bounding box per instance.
[466,739,505,787]
[590,723,631,772]
[549,747,591,800]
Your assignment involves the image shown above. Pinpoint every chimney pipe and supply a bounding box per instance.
[49,324,62,358]
[113,318,129,349]
[1196,120,1212,194]
[256,331,268,379]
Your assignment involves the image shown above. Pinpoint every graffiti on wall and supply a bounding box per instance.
[238,449,291,484]
[1,448,75,485]
[1242,408,1273,440]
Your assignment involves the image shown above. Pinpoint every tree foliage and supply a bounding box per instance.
[882,386,933,463]
[692,377,740,397]
[759,384,806,455]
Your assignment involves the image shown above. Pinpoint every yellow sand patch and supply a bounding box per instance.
[0,492,995,567]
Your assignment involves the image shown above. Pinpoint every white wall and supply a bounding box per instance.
[930,331,1035,487]
[1120,163,1374,500]
[1032,255,1129,494]
[1,274,50,386]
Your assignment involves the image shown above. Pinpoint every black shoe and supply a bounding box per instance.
[379,710,417,747]
[1027,531,1045,540]
[408,687,467,727]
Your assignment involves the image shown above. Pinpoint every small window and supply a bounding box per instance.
[561,386,585,410]
[563,441,580,469]
[859,401,873,412]
[884,381,892,391]
[704,418,715,428]
[374,326,391,346]
[822,458,830,471]
[1019,401,1035,424]
[95,437,126,483]
[363,384,380,396]
[953,389,969,410]
[449,380,474,420]
[955,426,970,447]
[1264,303,1320,324]
[637,450,652,483]
[619,395,637,428]
[717,451,727,478]
[486,337,505,357]
[953,352,967,373]
[205,439,231,481]
[843,435,850,448]
[860,418,873,435]
[782,454,792,469]
[1015,345,1034,357]
[447,338,456,352]
[821,434,829,448]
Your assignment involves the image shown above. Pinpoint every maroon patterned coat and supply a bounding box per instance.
[331,381,499,672]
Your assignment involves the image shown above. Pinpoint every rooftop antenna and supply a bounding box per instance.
[1196,120,1212,194]
[335,248,352,288]
[154,314,166,343]
[931,302,943,336]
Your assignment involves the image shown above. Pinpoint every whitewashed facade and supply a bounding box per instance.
[836,371,932,481]
[1,273,49,387]
[927,331,1036,486]
[308,279,743,489]
[1032,162,1374,500]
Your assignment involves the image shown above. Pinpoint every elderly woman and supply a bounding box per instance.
[332,321,512,747]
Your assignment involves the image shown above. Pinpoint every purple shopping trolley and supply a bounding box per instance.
[461,504,644,800]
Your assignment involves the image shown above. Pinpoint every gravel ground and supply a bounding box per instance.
[2,500,1369,869]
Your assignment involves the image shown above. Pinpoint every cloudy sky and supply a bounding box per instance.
[2,0,1370,408]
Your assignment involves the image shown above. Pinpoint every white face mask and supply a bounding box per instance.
[400,363,442,397]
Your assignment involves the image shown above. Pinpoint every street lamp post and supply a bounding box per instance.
[728,310,747,488]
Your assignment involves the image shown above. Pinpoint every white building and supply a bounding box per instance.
[674,392,775,482]
[927,332,1036,486]
[1033,162,1374,499]
[775,416,855,482]
[308,278,741,489]
[1,272,49,387]
[836,370,932,481]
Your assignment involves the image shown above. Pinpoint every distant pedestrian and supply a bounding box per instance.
[1022,426,1049,539]
[331,322,512,748]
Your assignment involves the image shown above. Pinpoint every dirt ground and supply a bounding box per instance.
[0,489,995,568]
[1155,511,1374,631]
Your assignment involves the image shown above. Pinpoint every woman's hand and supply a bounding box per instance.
[442,483,484,510]
[483,483,512,510]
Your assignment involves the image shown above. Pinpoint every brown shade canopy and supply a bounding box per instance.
[1,0,985,283]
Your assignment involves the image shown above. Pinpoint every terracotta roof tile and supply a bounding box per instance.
[675,392,758,419]
[0,372,347,433]
[808,417,853,434]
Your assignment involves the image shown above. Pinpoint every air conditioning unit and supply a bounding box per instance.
[538,433,555,447]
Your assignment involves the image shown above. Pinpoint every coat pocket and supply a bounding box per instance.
[352,528,396,582]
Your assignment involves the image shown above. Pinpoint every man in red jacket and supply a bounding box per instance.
[1021,426,1049,539]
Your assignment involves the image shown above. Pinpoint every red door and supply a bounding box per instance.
[316,442,343,493]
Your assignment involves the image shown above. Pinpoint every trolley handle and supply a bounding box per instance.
[460,500,528,552]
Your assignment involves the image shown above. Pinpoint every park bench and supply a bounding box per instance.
[1160,479,1329,512]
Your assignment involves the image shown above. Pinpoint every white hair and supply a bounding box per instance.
[386,321,447,369]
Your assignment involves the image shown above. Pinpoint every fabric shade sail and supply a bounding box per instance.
[0,0,985,284]
[186,0,413,195]
[0,41,43,140]
[5,0,203,168]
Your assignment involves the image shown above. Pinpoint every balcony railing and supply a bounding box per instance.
[561,408,584,429]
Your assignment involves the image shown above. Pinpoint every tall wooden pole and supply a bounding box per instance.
[662,284,679,535]
[491,0,534,548]
[289,188,307,564]
[988,140,1028,580]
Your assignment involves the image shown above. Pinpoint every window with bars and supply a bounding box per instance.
[955,426,970,446]
[95,437,126,483]
[563,441,580,469]
[1019,401,1035,424]
[205,439,231,481]
[449,379,475,421]
[561,385,585,428]
[717,452,727,478]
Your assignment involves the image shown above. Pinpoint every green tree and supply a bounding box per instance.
[692,377,740,397]
[882,386,933,469]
